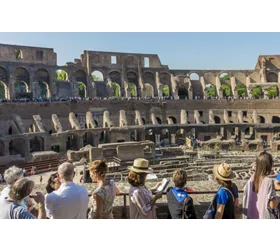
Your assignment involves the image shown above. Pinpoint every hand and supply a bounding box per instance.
[154,191,163,200]
[151,182,162,192]
[32,192,45,205]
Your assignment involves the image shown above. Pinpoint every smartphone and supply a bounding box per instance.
[156,178,170,192]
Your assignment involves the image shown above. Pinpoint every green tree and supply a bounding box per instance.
[111,82,120,98]
[56,70,67,80]
[236,83,246,97]
[221,84,231,97]
[162,85,169,96]
[78,82,86,98]
[268,86,277,99]
[92,75,102,81]
[207,85,216,97]
[220,74,230,85]
[128,82,137,97]
[252,86,262,99]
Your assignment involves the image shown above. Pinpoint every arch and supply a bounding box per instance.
[142,71,155,86]
[110,82,121,98]
[55,69,68,81]
[178,85,188,99]
[251,86,263,99]
[142,118,146,125]
[234,72,246,85]
[0,66,8,83]
[266,72,278,82]
[220,72,230,84]
[143,83,154,97]
[127,71,138,85]
[167,116,177,124]
[37,81,50,98]
[267,85,279,99]
[162,84,170,97]
[108,71,121,84]
[0,81,9,99]
[92,70,104,81]
[259,116,265,123]
[159,72,171,85]
[145,129,155,142]
[206,83,216,98]
[204,72,215,85]
[35,68,50,83]
[272,116,280,123]
[236,83,247,97]
[30,136,44,153]
[15,81,28,94]
[78,82,87,98]
[75,70,87,83]
[214,116,221,124]
[0,140,4,156]
[156,117,162,124]
[9,138,25,157]
[15,67,29,82]
[189,73,199,80]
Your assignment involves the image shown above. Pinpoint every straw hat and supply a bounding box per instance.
[213,162,234,181]
[128,158,153,174]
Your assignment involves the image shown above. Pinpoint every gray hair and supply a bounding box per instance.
[4,166,24,186]
[58,162,75,181]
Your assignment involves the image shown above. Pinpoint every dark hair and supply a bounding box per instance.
[89,160,108,178]
[253,151,273,193]
[127,171,147,187]
[216,178,232,189]
[45,173,58,194]
[173,169,187,188]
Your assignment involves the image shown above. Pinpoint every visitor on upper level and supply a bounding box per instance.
[88,160,120,219]
[0,166,33,211]
[209,163,238,219]
[243,151,280,219]
[45,162,88,219]
[128,158,163,219]
[166,170,196,219]
[0,178,46,219]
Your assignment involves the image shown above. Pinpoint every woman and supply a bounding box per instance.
[128,158,163,219]
[89,160,120,219]
[45,173,61,194]
[243,151,279,219]
[212,162,238,219]
[166,169,196,219]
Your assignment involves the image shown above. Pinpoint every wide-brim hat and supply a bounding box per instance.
[213,162,234,181]
[128,158,153,174]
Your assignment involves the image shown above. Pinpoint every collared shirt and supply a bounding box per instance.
[45,182,88,219]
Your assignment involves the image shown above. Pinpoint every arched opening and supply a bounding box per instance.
[220,73,230,85]
[142,118,146,125]
[266,72,278,82]
[30,136,44,153]
[156,117,162,124]
[236,83,247,97]
[244,128,250,136]
[9,138,25,157]
[83,132,94,146]
[8,126,12,135]
[161,128,170,146]
[110,82,121,98]
[176,129,186,145]
[251,86,263,99]
[142,72,155,86]
[221,84,231,97]
[260,116,265,123]
[55,70,68,81]
[167,116,177,124]
[206,84,216,98]
[78,82,87,98]
[145,129,155,142]
[15,81,28,94]
[0,140,4,156]
[267,86,278,99]
[144,83,154,98]
[75,70,87,84]
[0,81,8,99]
[128,82,137,97]
[189,73,199,80]
[92,70,104,81]
[219,73,231,97]
[162,85,170,97]
[178,86,188,99]
[38,81,50,98]
[15,67,30,97]
[159,72,171,85]
[214,116,221,124]
[272,116,280,123]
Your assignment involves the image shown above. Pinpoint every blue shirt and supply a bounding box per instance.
[215,186,238,205]
[276,173,280,182]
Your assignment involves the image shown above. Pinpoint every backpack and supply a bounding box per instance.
[182,196,197,219]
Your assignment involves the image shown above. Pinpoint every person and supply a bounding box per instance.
[166,170,196,219]
[128,158,163,219]
[243,151,279,219]
[0,178,46,219]
[88,160,120,219]
[39,175,43,184]
[45,172,61,194]
[45,162,89,219]
[211,162,238,219]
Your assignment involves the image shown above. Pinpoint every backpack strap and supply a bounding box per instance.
[181,196,190,219]
[220,187,235,202]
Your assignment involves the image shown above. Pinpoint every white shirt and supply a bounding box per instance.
[45,182,88,219]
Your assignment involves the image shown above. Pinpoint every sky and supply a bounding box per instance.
[0,32,280,70]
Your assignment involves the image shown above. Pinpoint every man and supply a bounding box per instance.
[45,162,89,219]
[0,178,46,219]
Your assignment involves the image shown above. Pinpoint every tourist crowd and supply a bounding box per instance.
[0,151,279,219]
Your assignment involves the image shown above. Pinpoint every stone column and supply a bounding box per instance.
[9,76,16,99]
[171,134,176,145]
[155,134,161,146]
